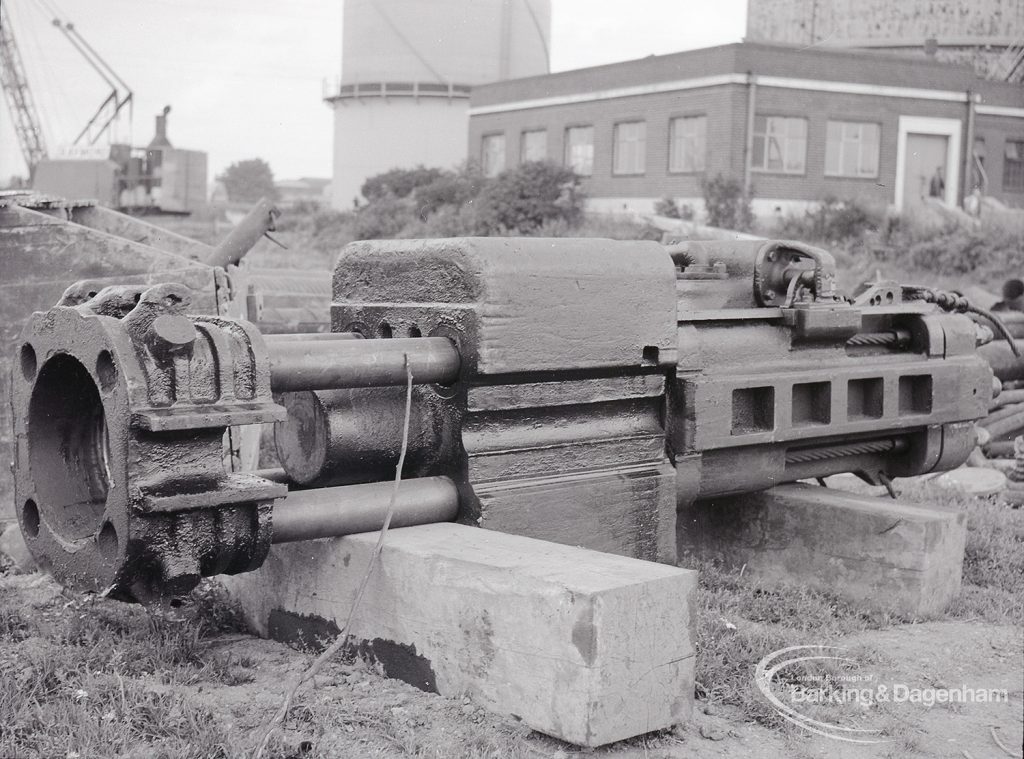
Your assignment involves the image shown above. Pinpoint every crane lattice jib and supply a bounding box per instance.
[0,16,48,172]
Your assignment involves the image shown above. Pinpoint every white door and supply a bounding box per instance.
[903,133,949,210]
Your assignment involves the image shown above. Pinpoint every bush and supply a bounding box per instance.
[654,195,682,219]
[775,196,883,245]
[474,161,584,235]
[701,174,753,231]
[878,218,1023,279]
[352,193,416,239]
[360,166,446,201]
[413,164,488,215]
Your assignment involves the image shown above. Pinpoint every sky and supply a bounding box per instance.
[0,0,747,183]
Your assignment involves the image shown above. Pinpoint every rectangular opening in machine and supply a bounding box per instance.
[731,386,774,435]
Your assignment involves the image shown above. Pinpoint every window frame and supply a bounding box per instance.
[563,124,595,176]
[1003,138,1024,193]
[668,114,708,174]
[824,119,881,179]
[612,120,647,176]
[480,132,506,178]
[519,128,547,163]
[751,114,808,176]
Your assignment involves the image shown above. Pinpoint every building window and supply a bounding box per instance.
[825,121,880,178]
[613,121,646,175]
[752,116,807,174]
[669,115,706,173]
[564,126,594,175]
[520,130,547,162]
[1004,140,1024,192]
[481,133,505,177]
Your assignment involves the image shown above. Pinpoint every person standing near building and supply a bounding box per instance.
[928,166,945,199]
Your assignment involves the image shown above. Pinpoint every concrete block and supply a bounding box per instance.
[220,522,697,747]
[678,483,966,617]
[0,522,36,572]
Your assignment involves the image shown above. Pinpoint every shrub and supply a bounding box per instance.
[654,195,682,219]
[884,219,1023,278]
[360,166,446,201]
[474,161,584,235]
[774,196,883,244]
[701,174,754,231]
[413,164,488,215]
[352,193,416,239]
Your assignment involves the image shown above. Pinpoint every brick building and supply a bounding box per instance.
[468,42,1024,217]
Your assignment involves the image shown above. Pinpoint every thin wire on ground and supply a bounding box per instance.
[251,354,415,759]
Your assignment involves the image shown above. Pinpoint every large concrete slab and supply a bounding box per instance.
[220,522,697,747]
[678,483,966,617]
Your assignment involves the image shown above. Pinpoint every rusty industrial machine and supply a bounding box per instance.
[10,237,996,602]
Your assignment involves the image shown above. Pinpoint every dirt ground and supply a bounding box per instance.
[1,567,1020,759]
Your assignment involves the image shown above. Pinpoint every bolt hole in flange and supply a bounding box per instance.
[96,350,117,391]
[97,521,118,559]
[27,354,112,543]
[22,499,40,538]
[20,343,37,381]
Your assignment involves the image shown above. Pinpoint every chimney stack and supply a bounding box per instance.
[149,105,173,149]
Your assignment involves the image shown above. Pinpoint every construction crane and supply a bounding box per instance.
[0,8,49,177]
[50,18,133,146]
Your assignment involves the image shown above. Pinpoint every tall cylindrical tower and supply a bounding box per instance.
[326,0,551,209]
[746,0,1023,81]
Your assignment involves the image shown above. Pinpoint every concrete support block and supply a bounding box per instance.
[220,522,697,747]
[678,483,966,617]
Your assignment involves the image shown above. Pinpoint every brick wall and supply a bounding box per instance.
[470,84,748,202]
[468,43,1024,210]
[975,114,1024,202]
[751,86,966,205]
[747,0,1023,44]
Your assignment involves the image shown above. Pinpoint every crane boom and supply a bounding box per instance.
[0,12,48,175]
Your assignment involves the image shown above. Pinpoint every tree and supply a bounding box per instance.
[217,158,277,202]
[360,165,445,201]
[701,174,754,231]
[474,161,584,235]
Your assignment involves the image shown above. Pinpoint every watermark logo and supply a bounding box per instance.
[754,645,1009,744]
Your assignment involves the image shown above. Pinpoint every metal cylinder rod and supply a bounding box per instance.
[205,197,280,269]
[265,332,363,342]
[268,336,460,392]
[270,476,459,544]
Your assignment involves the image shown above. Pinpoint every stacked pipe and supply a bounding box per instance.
[977,312,1024,460]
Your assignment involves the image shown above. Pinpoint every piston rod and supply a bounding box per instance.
[270,476,459,543]
[268,335,461,391]
[265,332,363,342]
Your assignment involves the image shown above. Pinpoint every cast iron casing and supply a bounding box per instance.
[12,283,286,601]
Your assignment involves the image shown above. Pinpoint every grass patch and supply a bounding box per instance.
[0,580,263,758]
[694,559,897,727]
[692,478,1022,728]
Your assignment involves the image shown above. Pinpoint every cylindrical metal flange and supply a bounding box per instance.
[271,476,459,543]
[11,284,287,602]
[267,336,460,392]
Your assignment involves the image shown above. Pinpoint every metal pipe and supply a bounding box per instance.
[743,72,757,197]
[270,476,459,543]
[206,198,280,269]
[265,332,362,342]
[268,336,461,392]
[979,340,1024,382]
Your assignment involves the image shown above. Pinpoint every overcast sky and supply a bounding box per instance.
[0,0,747,183]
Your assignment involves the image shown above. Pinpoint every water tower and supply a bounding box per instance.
[746,0,1023,81]
[326,0,551,209]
